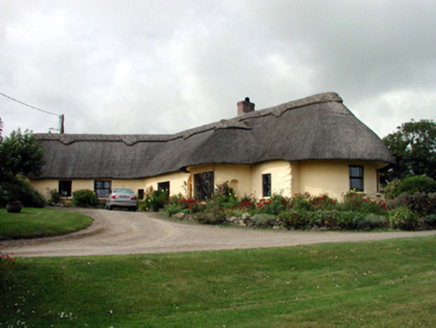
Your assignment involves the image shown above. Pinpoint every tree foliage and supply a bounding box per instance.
[0,129,45,181]
[0,128,45,206]
[382,119,436,182]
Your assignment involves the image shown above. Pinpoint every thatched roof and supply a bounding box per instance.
[33,92,394,179]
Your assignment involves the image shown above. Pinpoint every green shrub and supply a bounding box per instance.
[339,190,387,215]
[409,192,436,216]
[354,214,388,230]
[137,201,147,212]
[423,214,436,228]
[72,189,99,208]
[394,176,436,197]
[195,212,224,225]
[238,197,256,211]
[0,175,45,208]
[341,190,365,212]
[314,210,341,229]
[145,190,169,212]
[387,192,410,210]
[384,179,401,199]
[310,194,338,210]
[279,209,310,230]
[214,181,238,206]
[289,193,313,211]
[48,189,61,205]
[389,206,418,230]
[256,195,289,215]
[337,211,362,230]
[165,202,185,217]
[388,192,436,216]
[251,214,277,228]
[180,198,203,214]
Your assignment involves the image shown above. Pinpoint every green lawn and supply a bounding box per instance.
[1,236,435,327]
[0,208,93,240]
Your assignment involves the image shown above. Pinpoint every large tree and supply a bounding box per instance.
[382,119,436,182]
[0,129,45,181]
[0,129,46,206]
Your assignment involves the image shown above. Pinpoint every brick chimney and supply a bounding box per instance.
[237,97,255,116]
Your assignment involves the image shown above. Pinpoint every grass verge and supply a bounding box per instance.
[0,208,93,240]
[1,236,435,327]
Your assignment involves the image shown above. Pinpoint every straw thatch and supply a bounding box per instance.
[33,92,394,179]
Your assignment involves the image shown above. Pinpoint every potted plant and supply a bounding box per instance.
[6,200,23,213]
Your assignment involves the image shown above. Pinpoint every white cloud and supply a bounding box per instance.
[1,0,436,140]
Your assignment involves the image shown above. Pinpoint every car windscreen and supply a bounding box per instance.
[114,188,134,194]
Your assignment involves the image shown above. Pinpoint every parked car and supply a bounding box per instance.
[105,188,138,211]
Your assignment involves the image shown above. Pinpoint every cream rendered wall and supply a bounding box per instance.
[214,164,251,198]
[30,160,383,202]
[31,174,189,201]
[144,172,190,197]
[251,161,292,198]
[30,179,58,200]
[290,162,301,196]
[298,161,348,200]
[298,160,382,200]
[187,164,252,198]
[30,179,95,200]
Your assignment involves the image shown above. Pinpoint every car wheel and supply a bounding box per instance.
[107,205,112,210]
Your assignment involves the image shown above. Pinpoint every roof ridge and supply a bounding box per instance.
[35,92,342,144]
[238,91,342,120]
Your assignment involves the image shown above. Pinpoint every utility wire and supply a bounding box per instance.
[0,92,59,116]
[65,121,86,134]
[0,91,88,134]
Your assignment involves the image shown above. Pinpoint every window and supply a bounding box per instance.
[349,166,364,192]
[94,180,111,198]
[194,172,214,200]
[262,174,271,197]
[58,180,72,197]
[158,181,170,194]
[138,189,144,200]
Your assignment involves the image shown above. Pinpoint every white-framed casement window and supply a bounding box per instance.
[94,180,112,198]
[349,165,364,192]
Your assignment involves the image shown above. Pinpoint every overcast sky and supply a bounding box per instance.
[1,0,436,139]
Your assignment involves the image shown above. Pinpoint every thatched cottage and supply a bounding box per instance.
[30,92,394,201]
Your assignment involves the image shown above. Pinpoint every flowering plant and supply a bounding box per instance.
[0,244,16,292]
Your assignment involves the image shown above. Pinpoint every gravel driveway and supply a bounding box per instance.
[3,208,435,258]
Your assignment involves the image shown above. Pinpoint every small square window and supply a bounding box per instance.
[158,181,170,194]
[349,166,364,192]
[59,180,72,197]
[262,174,271,197]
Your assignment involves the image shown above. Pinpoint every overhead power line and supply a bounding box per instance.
[0,91,59,116]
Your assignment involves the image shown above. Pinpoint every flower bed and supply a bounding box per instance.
[162,183,434,231]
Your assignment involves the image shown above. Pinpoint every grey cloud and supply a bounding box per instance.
[1,0,436,139]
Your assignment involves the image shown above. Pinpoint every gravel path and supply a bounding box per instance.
[3,208,435,258]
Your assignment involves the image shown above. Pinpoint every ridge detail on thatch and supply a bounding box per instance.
[36,92,342,145]
[238,91,343,120]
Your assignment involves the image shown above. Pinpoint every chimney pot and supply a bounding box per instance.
[237,97,255,116]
